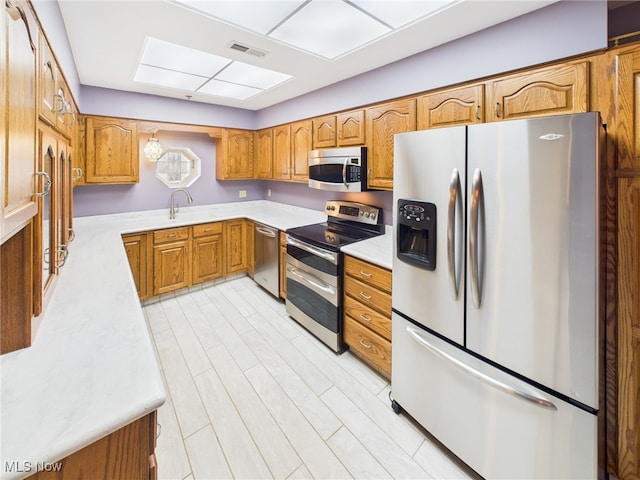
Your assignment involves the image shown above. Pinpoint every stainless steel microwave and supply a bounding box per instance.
[308,146,368,192]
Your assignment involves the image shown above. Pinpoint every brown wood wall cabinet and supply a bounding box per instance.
[312,109,366,148]
[365,99,417,190]
[343,255,392,378]
[84,116,139,184]
[254,128,273,179]
[215,128,254,180]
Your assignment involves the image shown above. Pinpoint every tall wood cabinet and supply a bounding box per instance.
[2,0,38,243]
[610,45,640,480]
[84,116,139,184]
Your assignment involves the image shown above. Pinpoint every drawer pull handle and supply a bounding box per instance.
[360,314,372,322]
[359,270,372,277]
[359,291,372,300]
[359,340,372,349]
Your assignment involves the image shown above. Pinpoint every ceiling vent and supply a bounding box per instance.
[228,41,267,58]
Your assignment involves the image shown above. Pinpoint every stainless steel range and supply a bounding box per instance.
[285,201,384,353]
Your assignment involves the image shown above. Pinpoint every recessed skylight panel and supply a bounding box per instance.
[173,0,304,35]
[198,78,262,100]
[134,64,207,91]
[140,37,231,77]
[216,61,292,89]
[269,0,391,59]
[351,0,459,28]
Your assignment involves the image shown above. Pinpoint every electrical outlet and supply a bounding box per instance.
[239,189,247,198]
[267,189,271,197]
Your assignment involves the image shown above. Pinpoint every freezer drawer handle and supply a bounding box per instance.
[447,168,463,300]
[469,168,484,309]
[405,326,558,411]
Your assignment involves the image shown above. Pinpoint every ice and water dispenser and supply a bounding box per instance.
[396,199,436,271]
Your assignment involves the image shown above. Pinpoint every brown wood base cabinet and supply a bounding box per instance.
[343,255,392,377]
[27,411,157,480]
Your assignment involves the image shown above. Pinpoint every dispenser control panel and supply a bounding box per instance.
[397,199,437,271]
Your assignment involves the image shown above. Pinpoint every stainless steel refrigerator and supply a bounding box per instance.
[391,112,602,479]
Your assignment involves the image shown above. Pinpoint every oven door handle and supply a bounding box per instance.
[287,266,336,295]
[286,235,338,264]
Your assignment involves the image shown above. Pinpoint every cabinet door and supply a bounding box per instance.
[417,84,484,129]
[254,128,273,179]
[2,0,38,242]
[38,33,57,126]
[272,124,291,180]
[216,128,254,179]
[85,116,139,184]
[123,233,150,299]
[485,61,589,122]
[224,220,246,275]
[616,49,640,170]
[337,109,365,146]
[192,234,223,284]
[312,114,336,148]
[290,120,311,182]
[153,240,190,295]
[366,99,416,190]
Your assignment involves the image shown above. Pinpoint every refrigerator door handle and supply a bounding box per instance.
[447,168,463,300]
[405,326,558,411]
[469,168,484,309]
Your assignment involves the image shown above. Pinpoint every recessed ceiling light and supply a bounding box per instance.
[172,0,303,35]
[140,37,231,77]
[270,1,391,59]
[134,37,291,101]
[216,61,291,89]
[350,0,459,28]
[198,79,262,100]
[134,64,207,91]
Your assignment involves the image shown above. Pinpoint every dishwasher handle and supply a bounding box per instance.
[255,225,277,238]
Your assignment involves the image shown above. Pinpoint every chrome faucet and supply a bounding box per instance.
[169,188,193,220]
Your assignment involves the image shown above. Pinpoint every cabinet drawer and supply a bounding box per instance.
[192,222,222,238]
[344,294,391,341]
[344,316,391,376]
[153,227,189,244]
[344,276,391,316]
[344,255,391,293]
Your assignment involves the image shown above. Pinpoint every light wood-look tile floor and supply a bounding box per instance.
[144,276,478,480]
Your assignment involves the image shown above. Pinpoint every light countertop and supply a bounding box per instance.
[1,200,329,479]
[341,225,393,271]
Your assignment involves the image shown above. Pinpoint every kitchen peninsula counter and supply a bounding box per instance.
[0,200,326,479]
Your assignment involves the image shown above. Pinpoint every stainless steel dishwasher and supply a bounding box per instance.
[254,222,279,298]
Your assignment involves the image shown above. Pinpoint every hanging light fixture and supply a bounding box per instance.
[144,133,163,161]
